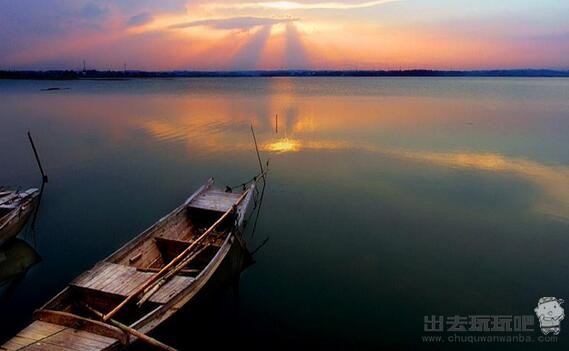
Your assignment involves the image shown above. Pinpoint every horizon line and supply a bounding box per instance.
[2,68,569,79]
[2,68,569,73]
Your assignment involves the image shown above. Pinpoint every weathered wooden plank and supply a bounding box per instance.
[206,190,242,197]
[33,310,127,345]
[17,321,66,340]
[1,335,37,349]
[154,237,191,261]
[128,252,142,263]
[90,263,122,288]
[15,342,78,351]
[59,329,116,345]
[137,267,200,275]
[97,265,135,292]
[188,191,241,212]
[105,269,146,296]
[153,277,193,302]
[72,262,111,288]
[71,262,194,304]
[193,197,236,206]
[41,329,115,351]
[92,264,127,291]
[124,271,154,295]
[0,340,21,351]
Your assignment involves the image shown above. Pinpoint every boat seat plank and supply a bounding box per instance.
[0,320,118,351]
[1,335,38,350]
[16,321,66,340]
[71,262,194,304]
[154,237,191,259]
[154,237,217,261]
[188,190,243,212]
[155,236,222,254]
[1,321,67,350]
[34,329,114,351]
[33,310,127,345]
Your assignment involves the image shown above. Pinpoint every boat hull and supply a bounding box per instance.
[0,190,39,246]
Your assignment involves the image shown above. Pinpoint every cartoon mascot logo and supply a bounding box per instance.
[534,297,564,335]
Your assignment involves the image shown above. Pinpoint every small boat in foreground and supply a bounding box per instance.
[0,188,40,246]
[1,178,256,351]
[0,132,47,247]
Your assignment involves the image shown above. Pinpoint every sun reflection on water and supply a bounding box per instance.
[264,137,300,153]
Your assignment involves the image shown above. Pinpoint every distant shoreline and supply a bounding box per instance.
[1,69,569,80]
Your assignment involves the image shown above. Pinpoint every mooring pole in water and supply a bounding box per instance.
[27,131,48,183]
[250,124,265,182]
[275,113,278,134]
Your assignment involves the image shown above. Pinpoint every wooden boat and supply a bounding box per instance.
[1,178,256,351]
[0,188,40,246]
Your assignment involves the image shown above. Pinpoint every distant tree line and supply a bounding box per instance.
[1,69,568,80]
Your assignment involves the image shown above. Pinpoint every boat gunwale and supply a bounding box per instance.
[0,188,40,243]
[0,189,40,224]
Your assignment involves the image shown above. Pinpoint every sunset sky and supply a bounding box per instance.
[1,0,568,71]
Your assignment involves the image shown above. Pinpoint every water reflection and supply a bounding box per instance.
[137,107,569,222]
[386,149,569,222]
[264,138,300,153]
[0,239,41,288]
[139,116,251,156]
[2,78,569,349]
[2,78,568,237]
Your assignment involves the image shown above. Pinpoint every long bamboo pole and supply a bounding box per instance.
[83,304,178,351]
[137,244,210,306]
[103,189,249,321]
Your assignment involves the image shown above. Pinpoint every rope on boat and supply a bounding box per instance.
[225,166,269,192]
[226,124,269,192]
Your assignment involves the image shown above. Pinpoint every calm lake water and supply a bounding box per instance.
[0,77,568,350]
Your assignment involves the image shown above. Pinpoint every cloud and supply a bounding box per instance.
[127,12,153,27]
[203,0,401,11]
[79,2,108,19]
[169,16,298,30]
[530,31,569,43]
[111,0,187,14]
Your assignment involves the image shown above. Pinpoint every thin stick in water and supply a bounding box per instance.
[250,124,265,182]
[27,131,48,183]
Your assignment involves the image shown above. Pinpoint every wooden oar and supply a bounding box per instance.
[103,189,249,322]
[82,304,178,351]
